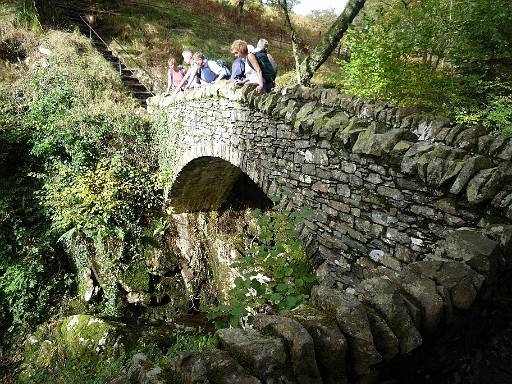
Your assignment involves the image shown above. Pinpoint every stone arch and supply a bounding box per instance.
[169,156,272,213]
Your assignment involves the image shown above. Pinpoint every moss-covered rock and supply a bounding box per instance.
[20,315,129,382]
[122,262,151,292]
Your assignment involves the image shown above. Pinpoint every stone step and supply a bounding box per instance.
[132,91,153,99]
[121,71,136,78]
[126,83,148,92]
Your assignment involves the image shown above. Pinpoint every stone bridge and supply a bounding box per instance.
[147,84,512,383]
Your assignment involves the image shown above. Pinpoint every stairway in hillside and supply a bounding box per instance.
[66,12,154,107]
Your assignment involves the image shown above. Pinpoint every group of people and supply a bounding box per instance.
[164,38,277,96]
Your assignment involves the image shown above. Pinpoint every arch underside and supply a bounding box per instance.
[169,156,268,213]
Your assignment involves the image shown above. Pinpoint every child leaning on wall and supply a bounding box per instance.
[163,57,187,95]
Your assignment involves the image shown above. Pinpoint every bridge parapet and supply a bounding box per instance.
[149,82,512,269]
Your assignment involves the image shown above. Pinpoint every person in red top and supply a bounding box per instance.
[164,57,187,95]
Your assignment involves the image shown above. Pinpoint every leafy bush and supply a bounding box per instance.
[0,28,162,344]
[338,0,512,133]
[207,195,316,328]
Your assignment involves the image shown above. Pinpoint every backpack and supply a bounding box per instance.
[196,59,231,83]
[248,49,276,87]
[215,59,231,79]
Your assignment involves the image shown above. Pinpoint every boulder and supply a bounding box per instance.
[365,307,399,360]
[202,349,261,384]
[310,286,382,375]
[452,125,486,151]
[112,353,163,384]
[466,164,512,204]
[254,314,322,384]
[415,144,464,183]
[434,229,502,279]
[449,155,492,195]
[292,308,348,384]
[170,351,210,384]
[356,277,422,354]
[401,142,435,174]
[314,112,350,141]
[333,118,371,148]
[215,328,289,382]
[352,128,405,157]
[399,270,444,334]
[407,260,485,310]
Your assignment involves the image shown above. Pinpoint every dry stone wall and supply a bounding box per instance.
[141,84,512,383]
[151,83,512,275]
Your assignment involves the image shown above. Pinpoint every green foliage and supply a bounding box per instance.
[19,355,127,384]
[19,314,129,384]
[153,106,184,186]
[15,0,42,32]
[0,90,74,343]
[1,261,74,333]
[165,327,217,358]
[207,194,316,328]
[0,29,162,346]
[338,0,512,134]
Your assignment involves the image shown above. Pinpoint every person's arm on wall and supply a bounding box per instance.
[174,66,196,94]
[164,70,173,95]
[247,53,264,93]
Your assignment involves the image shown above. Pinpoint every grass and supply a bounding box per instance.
[66,0,315,89]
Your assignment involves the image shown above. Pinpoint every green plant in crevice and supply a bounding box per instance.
[206,194,317,328]
[152,105,184,189]
[165,327,217,358]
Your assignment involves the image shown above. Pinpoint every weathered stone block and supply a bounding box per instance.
[407,260,485,310]
[449,155,493,195]
[216,328,288,382]
[292,308,349,384]
[466,164,512,204]
[365,307,399,360]
[170,351,211,384]
[401,142,435,174]
[435,229,501,279]
[202,349,261,384]
[453,125,487,151]
[357,277,422,354]
[399,269,444,333]
[254,315,322,384]
[352,128,405,157]
[310,286,382,375]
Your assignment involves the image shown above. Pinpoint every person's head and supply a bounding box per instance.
[182,50,193,64]
[257,38,269,50]
[230,40,248,58]
[168,57,178,69]
[193,52,206,66]
[247,44,255,54]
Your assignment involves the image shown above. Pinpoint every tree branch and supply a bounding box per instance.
[298,0,367,85]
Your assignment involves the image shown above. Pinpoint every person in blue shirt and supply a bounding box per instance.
[191,53,227,85]
[230,55,246,81]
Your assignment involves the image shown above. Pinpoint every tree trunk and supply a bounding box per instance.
[237,0,244,26]
[17,0,55,29]
[298,0,366,85]
[279,0,301,83]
